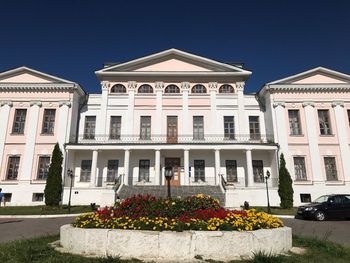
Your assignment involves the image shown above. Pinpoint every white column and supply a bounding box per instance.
[237,82,247,136]
[182,82,190,136]
[22,101,41,182]
[332,101,350,182]
[98,81,109,137]
[184,149,190,185]
[155,82,163,139]
[303,101,323,183]
[209,82,218,136]
[0,101,12,171]
[245,149,254,187]
[273,102,290,170]
[124,149,130,185]
[155,149,161,185]
[126,82,136,137]
[58,101,71,147]
[90,150,99,187]
[214,149,221,185]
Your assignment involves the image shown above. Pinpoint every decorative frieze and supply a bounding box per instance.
[0,100,13,107]
[331,101,344,107]
[29,100,42,107]
[236,82,245,91]
[127,81,137,91]
[155,82,164,91]
[272,101,285,108]
[208,82,218,92]
[59,101,72,108]
[181,82,190,92]
[101,81,110,91]
[302,101,315,107]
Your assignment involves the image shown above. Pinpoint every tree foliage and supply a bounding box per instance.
[278,153,294,209]
[44,143,63,206]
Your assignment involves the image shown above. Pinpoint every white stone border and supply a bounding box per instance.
[0,213,81,219]
[60,225,292,261]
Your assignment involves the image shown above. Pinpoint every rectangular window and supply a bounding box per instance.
[288,110,302,135]
[348,110,350,127]
[107,160,119,182]
[12,109,27,134]
[6,156,20,180]
[324,157,338,181]
[253,160,264,183]
[226,160,237,182]
[4,193,12,203]
[293,157,307,181]
[32,193,44,202]
[41,109,56,134]
[249,116,261,140]
[193,116,204,140]
[37,156,51,180]
[84,116,96,139]
[224,116,235,139]
[138,160,150,182]
[194,160,205,182]
[300,194,311,203]
[80,160,92,182]
[110,116,121,139]
[140,116,151,140]
[318,110,332,135]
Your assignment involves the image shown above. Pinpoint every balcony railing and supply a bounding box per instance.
[68,134,275,144]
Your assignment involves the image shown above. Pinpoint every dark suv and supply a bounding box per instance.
[297,194,350,221]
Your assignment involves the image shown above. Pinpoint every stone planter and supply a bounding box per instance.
[60,224,292,261]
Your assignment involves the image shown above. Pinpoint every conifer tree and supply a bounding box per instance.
[278,153,294,209]
[44,143,63,206]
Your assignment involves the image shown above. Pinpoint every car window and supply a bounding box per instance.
[314,195,329,203]
[344,196,350,204]
[328,196,343,204]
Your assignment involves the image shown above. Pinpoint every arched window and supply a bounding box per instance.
[191,84,207,94]
[138,84,153,93]
[110,84,126,93]
[219,84,235,94]
[164,84,180,94]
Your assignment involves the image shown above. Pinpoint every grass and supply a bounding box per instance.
[0,234,350,262]
[250,206,298,216]
[0,205,95,215]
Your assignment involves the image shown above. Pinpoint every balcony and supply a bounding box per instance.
[68,134,275,145]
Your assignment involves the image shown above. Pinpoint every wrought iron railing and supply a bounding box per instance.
[68,134,275,144]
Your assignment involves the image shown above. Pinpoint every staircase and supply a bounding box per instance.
[118,185,225,205]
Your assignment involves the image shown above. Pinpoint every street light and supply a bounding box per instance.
[265,170,271,214]
[164,167,173,199]
[67,169,74,214]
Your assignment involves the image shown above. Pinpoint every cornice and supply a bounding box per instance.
[272,101,285,108]
[0,100,13,107]
[268,84,350,92]
[30,100,42,107]
[0,83,79,93]
[236,82,245,91]
[59,101,72,107]
[302,101,315,107]
[331,101,344,107]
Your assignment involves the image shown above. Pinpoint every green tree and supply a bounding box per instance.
[44,143,63,206]
[278,153,294,209]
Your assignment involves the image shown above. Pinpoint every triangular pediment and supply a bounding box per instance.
[0,66,74,84]
[268,67,350,85]
[96,49,251,74]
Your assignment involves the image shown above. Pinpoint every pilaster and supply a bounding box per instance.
[237,82,247,135]
[99,81,110,136]
[155,82,163,136]
[182,82,190,135]
[127,82,137,136]
[0,101,13,175]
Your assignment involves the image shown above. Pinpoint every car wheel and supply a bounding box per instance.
[315,211,326,221]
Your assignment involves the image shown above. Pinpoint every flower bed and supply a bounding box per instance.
[73,194,283,231]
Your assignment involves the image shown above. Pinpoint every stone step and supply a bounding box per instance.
[118,185,225,205]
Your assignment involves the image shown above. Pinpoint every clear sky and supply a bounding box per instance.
[1,0,349,93]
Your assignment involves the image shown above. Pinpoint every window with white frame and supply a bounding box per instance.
[84,116,96,139]
[253,160,264,183]
[138,160,150,182]
[164,84,180,93]
[293,156,307,181]
[32,193,44,202]
[318,110,332,135]
[140,116,151,140]
[219,84,234,93]
[324,157,338,181]
[138,84,153,93]
[193,116,204,140]
[224,116,235,139]
[12,109,27,134]
[107,160,119,182]
[42,109,56,134]
[249,116,261,140]
[194,160,205,182]
[37,156,51,180]
[226,160,237,182]
[110,84,126,93]
[288,110,302,135]
[6,156,20,180]
[191,84,207,94]
[110,116,121,139]
[80,160,92,182]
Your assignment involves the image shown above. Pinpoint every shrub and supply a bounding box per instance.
[278,153,294,209]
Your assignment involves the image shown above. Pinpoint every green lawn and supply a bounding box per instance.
[250,206,298,216]
[0,234,349,262]
[0,205,95,215]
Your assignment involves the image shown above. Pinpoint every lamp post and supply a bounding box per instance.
[164,167,173,199]
[265,170,271,214]
[67,169,74,214]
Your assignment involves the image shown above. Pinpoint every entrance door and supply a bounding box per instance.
[167,116,178,143]
[165,158,181,186]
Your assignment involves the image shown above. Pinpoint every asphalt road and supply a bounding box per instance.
[0,217,350,246]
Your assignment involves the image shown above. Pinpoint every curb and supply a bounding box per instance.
[0,213,82,219]
[275,215,295,219]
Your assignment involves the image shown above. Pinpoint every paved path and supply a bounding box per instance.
[0,217,350,247]
[282,218,350,247]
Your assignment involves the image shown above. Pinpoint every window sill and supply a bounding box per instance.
[0,180,19,184]
[319,134,335,137]
[31,179,47,184]
[40,133,55,136]
[289,134,304,137]
[325,180,344,185]
[294,180,313,185]
[10,133,25,136]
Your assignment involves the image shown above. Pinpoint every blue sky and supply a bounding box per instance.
[1,0,349,93]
